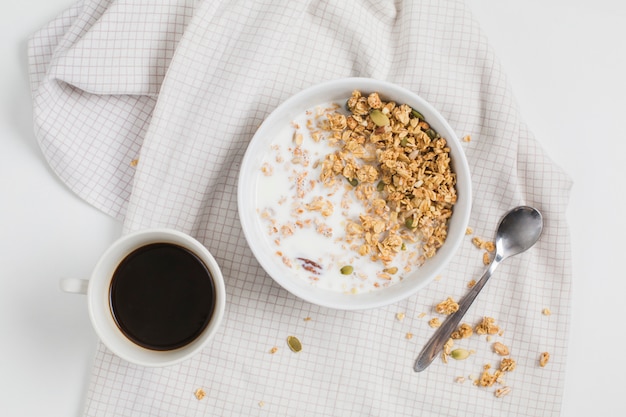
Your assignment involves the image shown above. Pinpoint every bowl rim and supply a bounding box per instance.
[237,77,472,310]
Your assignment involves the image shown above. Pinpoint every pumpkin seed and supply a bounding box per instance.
[405,218,415,229]
[376,181,385,191]
[400,137,408,147]
[340,265,354,275]
[287,336,302,352]
[425,128,439,140]
[369,109,390,127]
[345,176,358,187]
[450,348,470,360]
[411,109,424,120]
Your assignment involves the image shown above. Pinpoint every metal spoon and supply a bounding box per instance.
[414,206,543,372]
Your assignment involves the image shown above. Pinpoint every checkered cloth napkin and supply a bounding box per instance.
[28,1,573,416]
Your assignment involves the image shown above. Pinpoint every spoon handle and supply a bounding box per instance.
[413,257,501,372]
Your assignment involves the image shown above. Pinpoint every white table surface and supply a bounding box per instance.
[2,1,624,416]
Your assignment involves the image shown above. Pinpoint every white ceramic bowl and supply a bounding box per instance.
[238,78,471,310]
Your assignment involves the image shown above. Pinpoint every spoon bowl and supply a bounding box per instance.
[495,206,543,260]
[414,206,543,372]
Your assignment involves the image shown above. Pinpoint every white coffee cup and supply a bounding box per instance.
[60,229,226,367]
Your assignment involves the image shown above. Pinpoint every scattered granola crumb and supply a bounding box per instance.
[462,135,472,142]
[130,158,139,167]
[542,308,551,316]
[426,302,522,399]
[450,323,473,339]
[194,388,206,400]
[493,342,509,356]
[442,338,454,363]
[499,358,517,372]
[303,316,312,321]
[405,332,413,340]
[495,386,511,398]
[476,361,510,388]
[428,317,442,328]
[539,352,550,367]
[434,275,443,281]
[269,346,278,354]
[471,236,484,248]
[465,227,473,235]
[396,312,406,321]
[435,297,459,315]
[475,317,500,335]
[258,401,265,408]
[417,312,427,319]
[467,279,476,288]
[482,252,491,265]
[478,369,501,387]
[472,236,495,252]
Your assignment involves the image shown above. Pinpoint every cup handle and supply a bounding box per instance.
[60,278,89,295]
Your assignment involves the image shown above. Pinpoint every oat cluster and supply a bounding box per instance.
[475,316,501,335]
[435,297,460,315]
[318,90,457,265]
[478,359,516,388]
[450,323,473,339]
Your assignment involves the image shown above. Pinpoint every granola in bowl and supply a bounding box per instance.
[238,78,471,310]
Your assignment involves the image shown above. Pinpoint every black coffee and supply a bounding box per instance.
[109,243,215,351]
